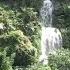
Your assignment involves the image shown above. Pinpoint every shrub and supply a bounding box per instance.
[62,31,70,49]
[14,63,51,70]
[0,0,40,69]
[48,48,70,70]
[0,30,37,67]
[16,7,41,49]
[0,49,13,70]
[13,47,37,67]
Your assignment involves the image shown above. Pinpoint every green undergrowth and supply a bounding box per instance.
[0,1,70,70]
[0,1,40,69]
[13,48,70,70]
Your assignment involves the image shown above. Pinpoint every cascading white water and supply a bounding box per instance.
[39,0,62,64]
[40,0,53,26]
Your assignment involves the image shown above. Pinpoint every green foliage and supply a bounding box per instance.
[1,57,13,70]
[48,48,70,70]
[0,0,70,70]
[0,30,30,47]
[1,0,43,12]
[13,47,37,66]
[0,1,41,49]
[25,64,51,70]
[0,1,40,69]
[62,31,70,49]
[53,1,70,29]
[16,7,41,49]
[0,30,37,66]
[14,64,51,70]
[0,50,13,70]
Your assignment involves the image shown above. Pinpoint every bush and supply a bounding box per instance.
[62,31,70,49]
[16,7,41,49]
[0,2,41,50]
[0,30,37,67]
[0,49,13,70]
[14,63,51,70]
[8,30,37,66]
[48,48,70,70]
[13,47,37,66]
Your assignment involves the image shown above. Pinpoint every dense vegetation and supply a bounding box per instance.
[0,0,70,70]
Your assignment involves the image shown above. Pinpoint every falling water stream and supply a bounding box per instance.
[40,0,53,26]
[39,0,62,64]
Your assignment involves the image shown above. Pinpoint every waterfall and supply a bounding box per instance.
[40,0,53,27]
[39,0,62,65]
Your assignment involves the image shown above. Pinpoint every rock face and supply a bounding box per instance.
[39,27,62,64]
